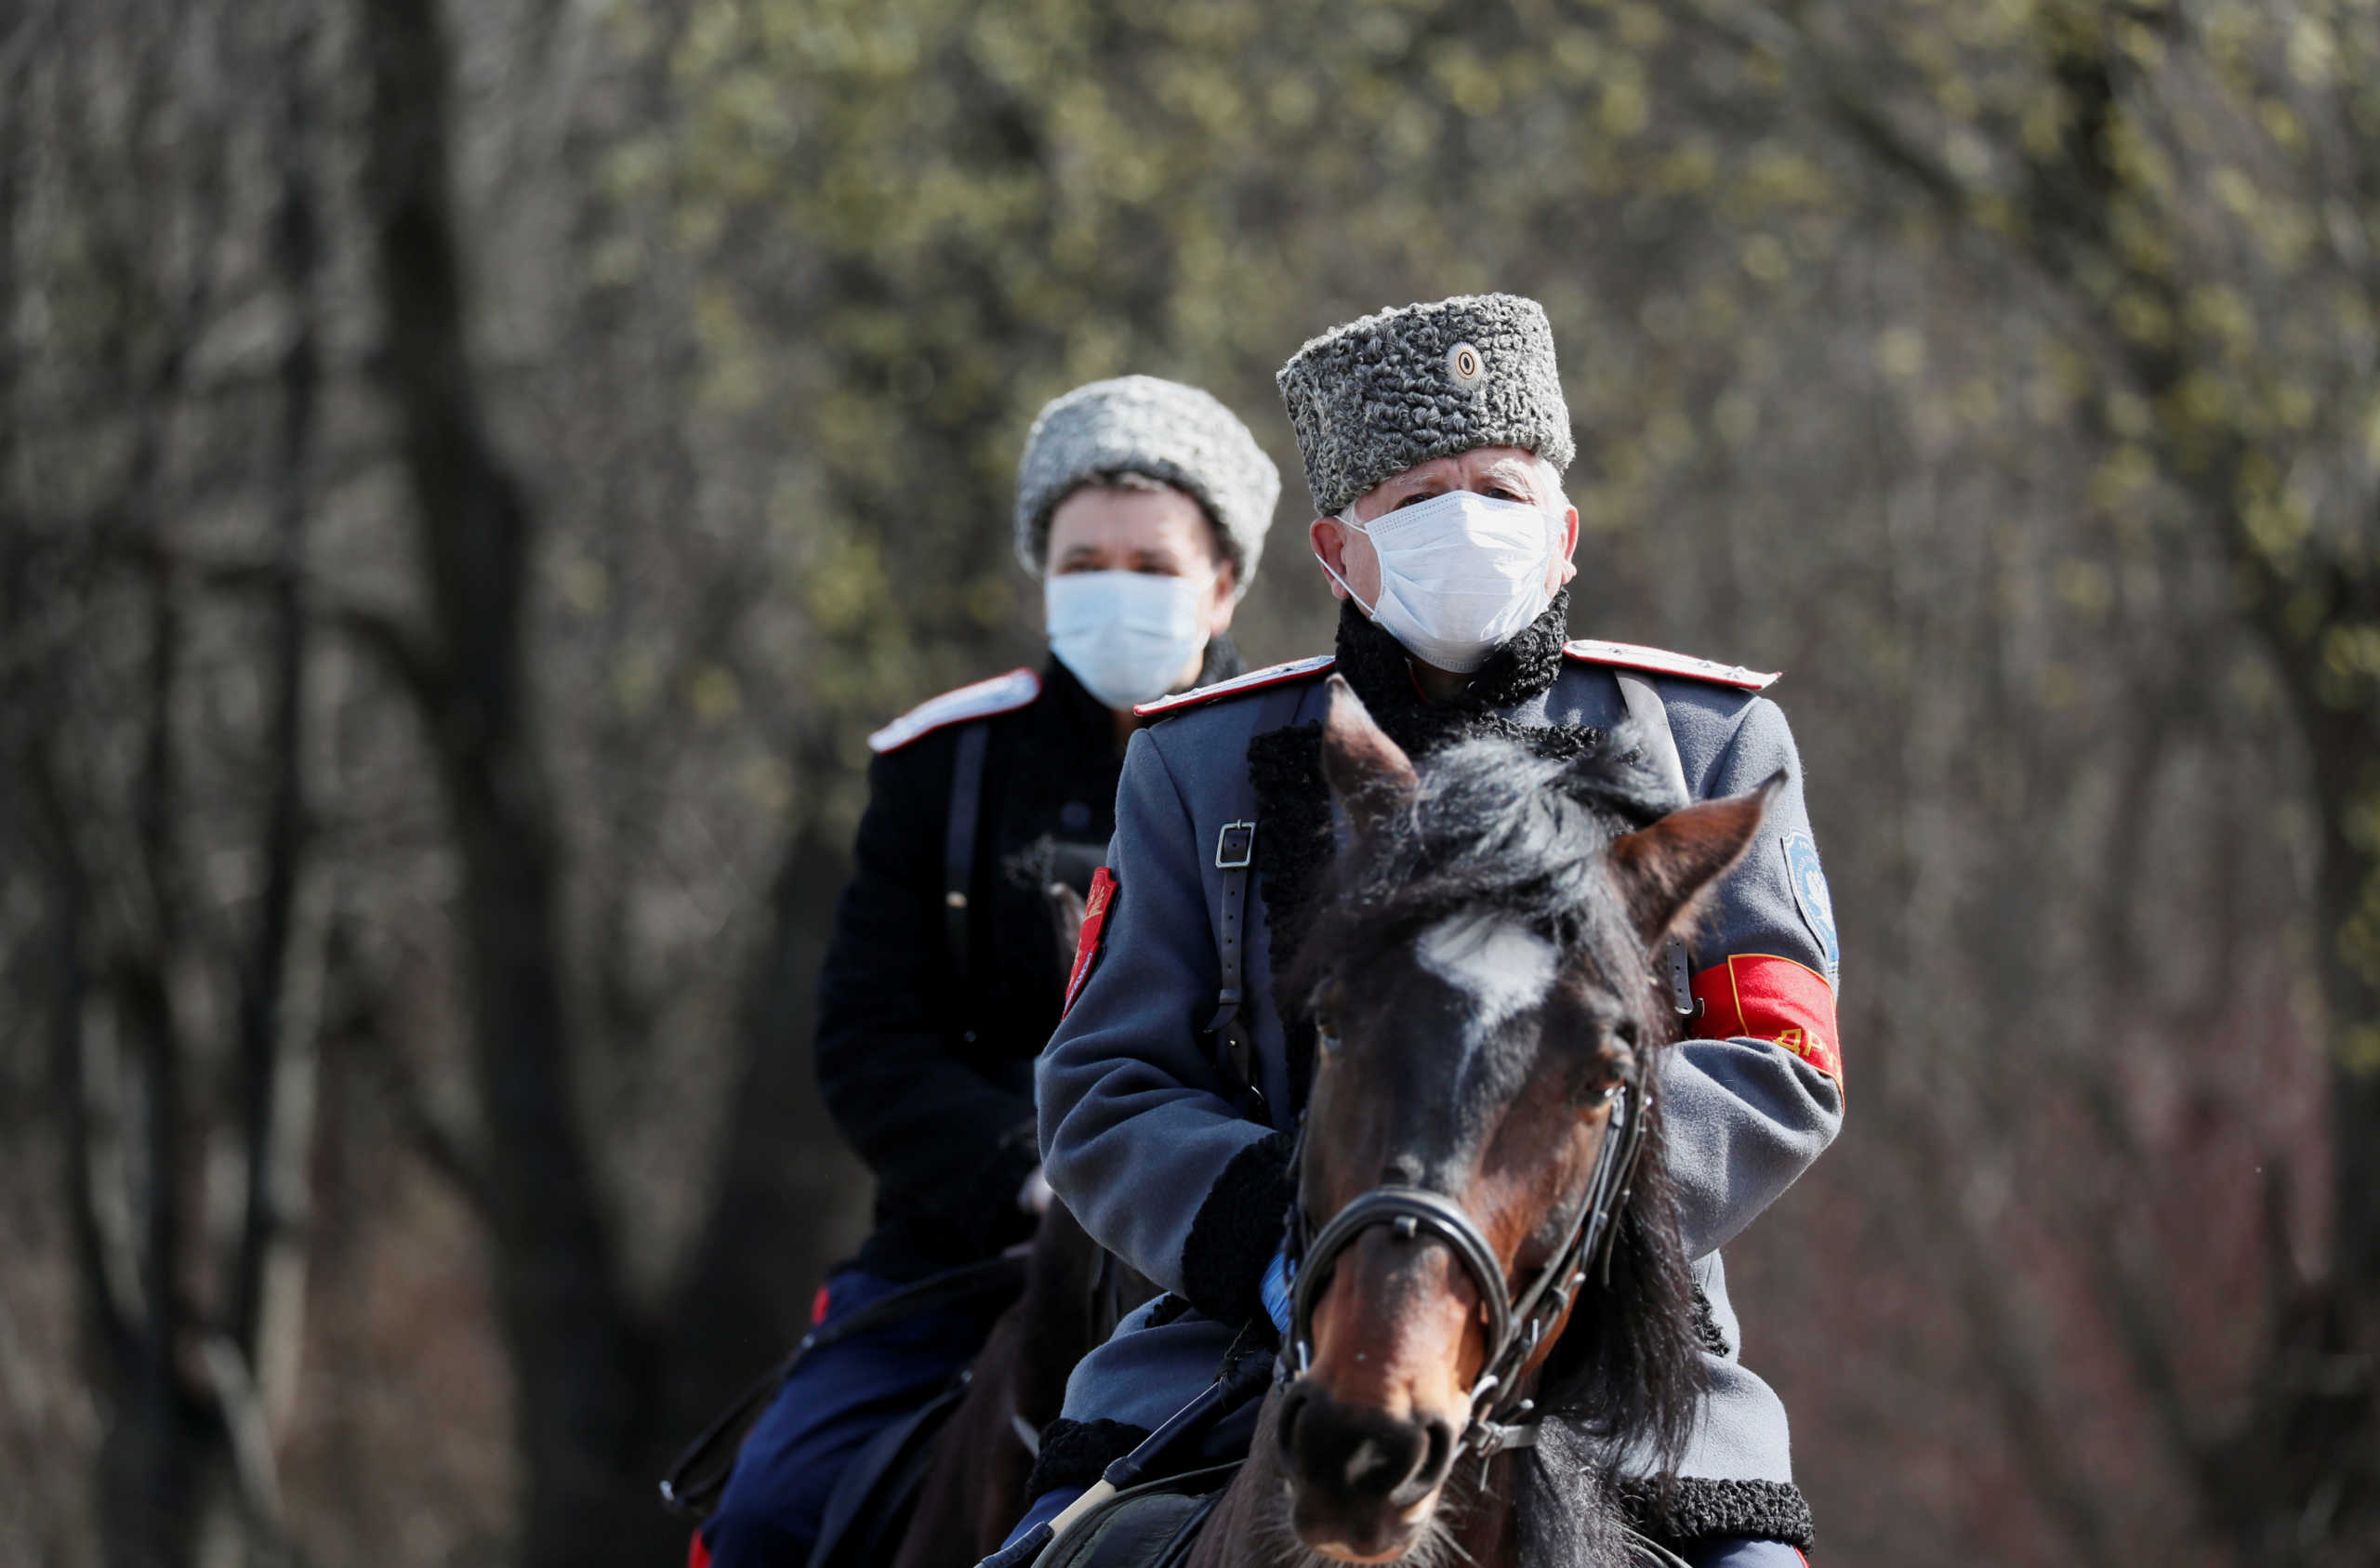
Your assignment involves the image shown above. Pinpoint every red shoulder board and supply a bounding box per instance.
[867,667,1040,754]
[1132,654,1337,719]
[1563,639,1778,692]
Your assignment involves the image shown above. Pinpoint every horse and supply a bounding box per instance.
[1157,676,1777,1566]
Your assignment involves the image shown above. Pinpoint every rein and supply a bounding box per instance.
[1282,1075,1650,1464]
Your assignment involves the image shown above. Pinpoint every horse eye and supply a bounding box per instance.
[1577,1032,1632,1107]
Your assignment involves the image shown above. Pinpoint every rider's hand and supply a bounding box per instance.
[1018,1166,1055,1217]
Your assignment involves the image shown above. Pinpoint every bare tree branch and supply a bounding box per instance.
[81,538,452,707]
[195,1335,282,1530]
[231,3,324,1388]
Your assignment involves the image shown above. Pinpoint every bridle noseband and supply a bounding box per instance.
[1283,1076,1650,1464]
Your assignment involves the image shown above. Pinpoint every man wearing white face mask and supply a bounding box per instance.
[1012,297,1844,1566]
[698,376,1277,1568]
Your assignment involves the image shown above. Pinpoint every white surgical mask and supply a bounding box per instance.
[1046,570,1214,710]
[1319,489,1561,674]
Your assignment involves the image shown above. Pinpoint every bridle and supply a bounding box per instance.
[1281,1072,1651,1464]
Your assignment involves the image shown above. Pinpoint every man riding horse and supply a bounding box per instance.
[1010,296,1844,1565]
[699,376,1282,1567]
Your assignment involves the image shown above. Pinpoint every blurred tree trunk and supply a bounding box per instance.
[118,582,197,1568]
[2297,712,2380,1305]
[2242,691,2380,1559]
[230,10,328,1458]
[357,0,673,1560]
[74,29,218,1545]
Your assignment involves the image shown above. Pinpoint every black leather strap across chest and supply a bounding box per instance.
[943,718,991,980]
[1283,1079,1650,1462]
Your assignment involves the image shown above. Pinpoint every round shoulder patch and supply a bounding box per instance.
[1781,831,1839,986]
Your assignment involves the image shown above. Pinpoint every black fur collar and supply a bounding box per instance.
[1331,585,1574,722]
[1247,591,1595,1110]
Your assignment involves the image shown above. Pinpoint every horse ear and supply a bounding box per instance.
[1608,771,1783,944]
[1319,675,1417,837]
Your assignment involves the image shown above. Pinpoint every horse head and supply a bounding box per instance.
[1272,676,1776,1562]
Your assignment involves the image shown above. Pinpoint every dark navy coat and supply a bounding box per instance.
[819,644,1239,1280]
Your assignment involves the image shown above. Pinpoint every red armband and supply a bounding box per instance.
[1689,954,1843,1089]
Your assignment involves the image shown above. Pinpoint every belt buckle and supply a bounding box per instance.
[1214,821,1256,870]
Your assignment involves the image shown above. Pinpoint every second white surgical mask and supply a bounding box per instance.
[1045,570,1213,710]
[1322,489,1562,674]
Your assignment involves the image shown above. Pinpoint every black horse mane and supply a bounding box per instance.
[1286,719,1706,1494]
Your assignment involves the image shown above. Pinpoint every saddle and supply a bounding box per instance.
[1028,1460,1696,1568]
[1030,1464,1238,1568]
[1007,1351,1699,1568]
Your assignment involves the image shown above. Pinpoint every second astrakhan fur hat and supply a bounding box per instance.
[1014,376,1281,599]
[1276,294,1576,519]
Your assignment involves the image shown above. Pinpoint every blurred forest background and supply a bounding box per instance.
[7,0,2380,1564]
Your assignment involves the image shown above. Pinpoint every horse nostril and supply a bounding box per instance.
[1275,1385,1311,1465]
[1411,1416,1456,1494]
[1285,1389,1436,1503]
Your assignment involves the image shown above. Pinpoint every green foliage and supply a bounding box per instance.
[1751,0,2380,1060]
[610,0,1872,759]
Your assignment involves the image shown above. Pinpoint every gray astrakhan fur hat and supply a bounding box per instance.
[1013,376,1281,598]
[1276,293,1576,519]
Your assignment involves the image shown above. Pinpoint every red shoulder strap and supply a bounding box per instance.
[1563,639,1778,692]
[1132,654,1336,719]
[868,667,1040,753]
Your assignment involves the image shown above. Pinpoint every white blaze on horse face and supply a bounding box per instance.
[1415,913,1557,1041]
